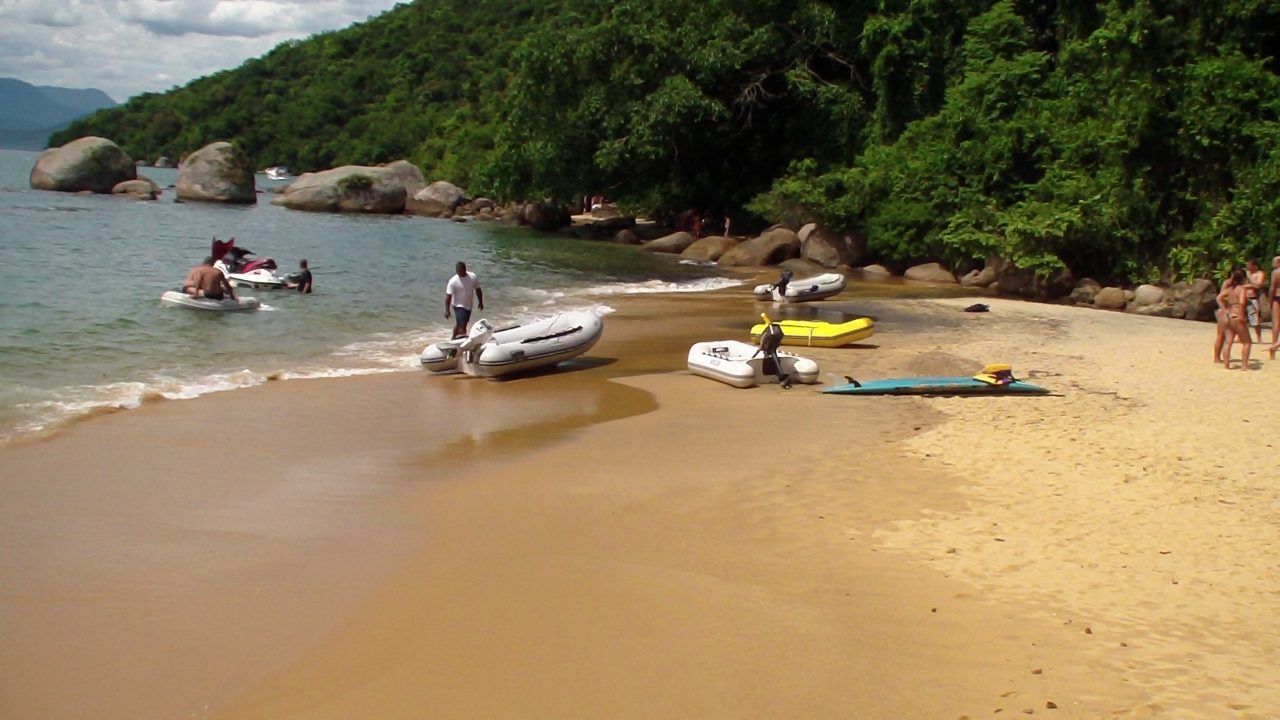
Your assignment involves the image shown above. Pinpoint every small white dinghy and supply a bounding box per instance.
[752,272,847,302]
[420,310,604,378]
[687,340,820,388]
[160,290,260,312]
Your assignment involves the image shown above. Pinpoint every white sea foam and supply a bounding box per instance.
[579,277,742,295]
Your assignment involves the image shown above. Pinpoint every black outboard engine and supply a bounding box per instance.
[757,315,791,388]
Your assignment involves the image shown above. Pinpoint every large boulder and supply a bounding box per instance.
[904,262,958,284]
[1132,284,1166,309]
[716,227,801,267]
[682,235,738,262]
[383,161,426,196]
[641,231,696,254]
[520,202,571,232]
[112,177,160,200]
[273,165,408,213]
[1168,279,1218,321]
[799,224,866,267]
[30,136,136,193]
[1093,286,1128,310]
[413,179,465,211]
[175,142,256,204]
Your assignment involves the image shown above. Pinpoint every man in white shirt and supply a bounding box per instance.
[445,261,484,338]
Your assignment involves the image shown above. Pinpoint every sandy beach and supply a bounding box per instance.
[2,281,1278,719]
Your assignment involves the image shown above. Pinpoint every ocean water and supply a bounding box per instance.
[0,148,737,443]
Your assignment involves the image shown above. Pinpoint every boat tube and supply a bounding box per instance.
[160,290,260,312]
[687,340,820,388]
[421,310,604,378]
[752,272,847,302]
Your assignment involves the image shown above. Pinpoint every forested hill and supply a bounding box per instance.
[55,0,1280,284]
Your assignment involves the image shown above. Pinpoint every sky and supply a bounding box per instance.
[0,0,406,103]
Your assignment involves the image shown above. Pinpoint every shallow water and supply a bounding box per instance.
[0,149,735,441]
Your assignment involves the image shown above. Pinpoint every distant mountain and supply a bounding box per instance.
[0,78,117,150]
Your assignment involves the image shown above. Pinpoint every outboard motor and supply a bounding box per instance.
[757,313,791,388]
[459,318,495,367]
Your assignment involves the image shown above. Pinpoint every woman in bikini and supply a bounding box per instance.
[1218,267,1251,370]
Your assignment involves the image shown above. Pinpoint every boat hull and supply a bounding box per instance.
[749,317,874,348]
[687,340,820,388]
[160,290,259,312]
[422,311,604,378]
[753,273,847,303]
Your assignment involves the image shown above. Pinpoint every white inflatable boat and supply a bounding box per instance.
[420,310,604,378]
[160,290,260,312]
[752,272,847,302]
[687,340,820,388]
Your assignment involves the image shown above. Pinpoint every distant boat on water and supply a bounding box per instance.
[264,166,291,180]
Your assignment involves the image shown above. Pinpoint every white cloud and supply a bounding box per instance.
[0,0,403,101]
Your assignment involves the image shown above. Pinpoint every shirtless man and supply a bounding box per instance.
[1244,258,1266,342]
[183,256,236,301]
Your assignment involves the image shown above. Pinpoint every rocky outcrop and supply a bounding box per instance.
[904,262,957,284]
[383,161,426,197]
[175,142,256,204]
[29,136,136,193]
[716,227,801,267]
[641,231,696,254]
[799,224,866,268]
[273,165,408,214]
[682,235,738,262]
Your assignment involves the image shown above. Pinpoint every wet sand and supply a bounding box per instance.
[2,283,1277,719]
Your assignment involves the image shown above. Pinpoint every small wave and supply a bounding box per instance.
[580,277,743,295]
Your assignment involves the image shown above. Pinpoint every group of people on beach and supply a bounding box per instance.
[1214,256,1280,369]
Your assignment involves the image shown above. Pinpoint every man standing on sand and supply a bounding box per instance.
[183,256,236,301]
[445,261,484,339]
[1244,258,1266,343]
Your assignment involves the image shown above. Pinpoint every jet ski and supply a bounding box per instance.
[211,237,288,289]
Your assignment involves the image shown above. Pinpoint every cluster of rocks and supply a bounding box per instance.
[29,136,557,230]
[586,219,1230,323]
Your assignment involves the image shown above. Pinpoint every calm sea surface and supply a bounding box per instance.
[0,149,735,443]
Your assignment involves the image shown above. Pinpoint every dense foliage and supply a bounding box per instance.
[53,0,1280,283]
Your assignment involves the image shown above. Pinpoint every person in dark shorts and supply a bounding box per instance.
[445,261,484,338]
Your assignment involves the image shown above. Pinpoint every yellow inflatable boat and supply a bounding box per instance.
[749,314,875,348]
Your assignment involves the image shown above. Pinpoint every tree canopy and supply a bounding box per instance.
[53,0,1280,283]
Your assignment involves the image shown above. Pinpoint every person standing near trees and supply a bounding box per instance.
[1245,258,1266,343]
[1218,267,1251,370]
[445,261,484,339]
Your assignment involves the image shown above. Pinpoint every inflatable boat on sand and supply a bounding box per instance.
[421,310,604,378]
[687,340,820,388]
[748,316,875,348]
[160,290,260,312]
[753,272,846,303]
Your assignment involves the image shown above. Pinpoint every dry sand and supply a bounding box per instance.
[1,283,1276,719]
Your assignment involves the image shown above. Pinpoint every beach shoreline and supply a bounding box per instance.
[2,284,1277,718]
